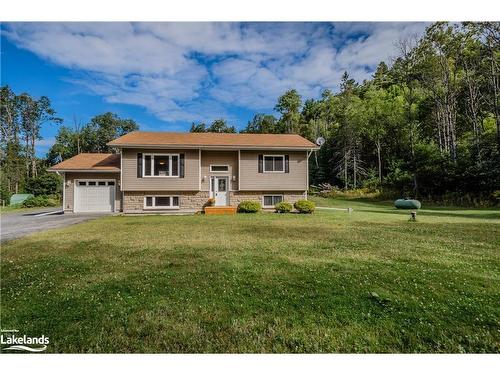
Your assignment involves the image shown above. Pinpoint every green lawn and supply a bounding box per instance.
[1,197,499,353]
[0,205,49,215]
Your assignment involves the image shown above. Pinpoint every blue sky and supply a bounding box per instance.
[1,22,426,157]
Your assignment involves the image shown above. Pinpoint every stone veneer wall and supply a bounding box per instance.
[123,191,210,213]
[123,190,306,213]
[229,191,306,207]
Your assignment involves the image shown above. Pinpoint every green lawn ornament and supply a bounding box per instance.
[394,199,421,209]
[394,198,421,221]
[9,194,34,206]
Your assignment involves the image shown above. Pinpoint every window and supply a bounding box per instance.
[98,181,106,186]
[143,154,179,177]
[144,196,180,209]
[263,195,283,207]
[263,155,285,172]
[108,181,115,186]
[155,196,170,206]
[88,181,96,186]
[78,181,86,186]
[210,165,229,172]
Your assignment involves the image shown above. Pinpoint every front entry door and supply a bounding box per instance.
[212,176,228,206]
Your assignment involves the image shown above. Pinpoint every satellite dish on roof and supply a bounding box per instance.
[315,137,325,146]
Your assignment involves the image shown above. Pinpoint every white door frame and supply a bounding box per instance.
[74,178,116,213]
[210,176,229,206]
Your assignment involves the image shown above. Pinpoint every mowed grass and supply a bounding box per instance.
[1,198,499,353]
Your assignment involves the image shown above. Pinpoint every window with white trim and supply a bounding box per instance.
[143,154,180,177]
[263,195,283,207]
[144,196,180,209]
[263,155,284,172]
[210,165,229,172]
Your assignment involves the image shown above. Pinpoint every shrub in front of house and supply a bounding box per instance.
[203,198,215,208]
[275,201,293,213]
[294,199,315,214]
[237,200,261,213]
[22,195,59,208]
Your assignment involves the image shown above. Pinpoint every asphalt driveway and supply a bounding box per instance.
[1,207,110,242]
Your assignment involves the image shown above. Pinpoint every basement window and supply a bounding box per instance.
[263,195,283,207]
[144,196,180,209]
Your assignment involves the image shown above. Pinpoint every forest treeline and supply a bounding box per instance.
[1,22,499,204]
[191,22,500,203]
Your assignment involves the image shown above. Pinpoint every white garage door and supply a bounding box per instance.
[74,180,115,212]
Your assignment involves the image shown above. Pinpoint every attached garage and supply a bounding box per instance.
[74,180,116,212]
[48,153,121,213]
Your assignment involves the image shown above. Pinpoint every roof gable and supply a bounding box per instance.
[48,153,120,171]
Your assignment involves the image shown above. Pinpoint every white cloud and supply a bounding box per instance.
[2,22,428,123]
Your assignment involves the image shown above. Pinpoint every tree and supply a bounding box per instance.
[393,36,422,195]
[190,122,207,132]
[18,93,61,177]
[373,62,392,89]
[362,86,405,181]
[207,119,236,133]
[241,114,279,133]
[275,89,302,133]
[0,86,22,193]
[46,126,81,164]
[82,112,138,153]
[25,173,62,196]
[190,119,236,133]
[48,112,138,163]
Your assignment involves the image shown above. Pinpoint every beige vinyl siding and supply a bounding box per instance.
[200,150,239,191]
[121,148,200,191]
[239,151,308,191]
[64,172,121,212]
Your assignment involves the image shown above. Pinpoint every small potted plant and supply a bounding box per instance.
[206,198,215,207]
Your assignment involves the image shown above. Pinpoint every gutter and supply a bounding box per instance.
[48,169,121,173]
[107,144,319,151]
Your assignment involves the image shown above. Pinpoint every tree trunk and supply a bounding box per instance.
[376,139,382,182]
[25,136,30,178]
[31,134,37,177]
[409,124,418,197]
[353,151,357,189]
[487,36,500,150]
[344,148,348,190]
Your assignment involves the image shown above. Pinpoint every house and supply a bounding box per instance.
[48,131,319,213]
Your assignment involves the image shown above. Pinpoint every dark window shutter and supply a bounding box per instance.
[285,155,289,173]
[179,153,185,178]
[137,153,143,178]
[258,154,263,173]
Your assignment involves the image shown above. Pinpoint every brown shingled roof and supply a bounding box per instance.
[48,153,120,171]
[108,131,318,149]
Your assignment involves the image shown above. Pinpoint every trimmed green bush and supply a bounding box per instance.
[294,199,315,214]
[22,195,59,208]
[275,201,293,213]
[237,200,261,213]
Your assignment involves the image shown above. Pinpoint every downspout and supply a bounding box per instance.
[57,171,65,214]
[237,150,241,192]
[306,150,313,200]
[120,148,123,213]
[198,148,201,191]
